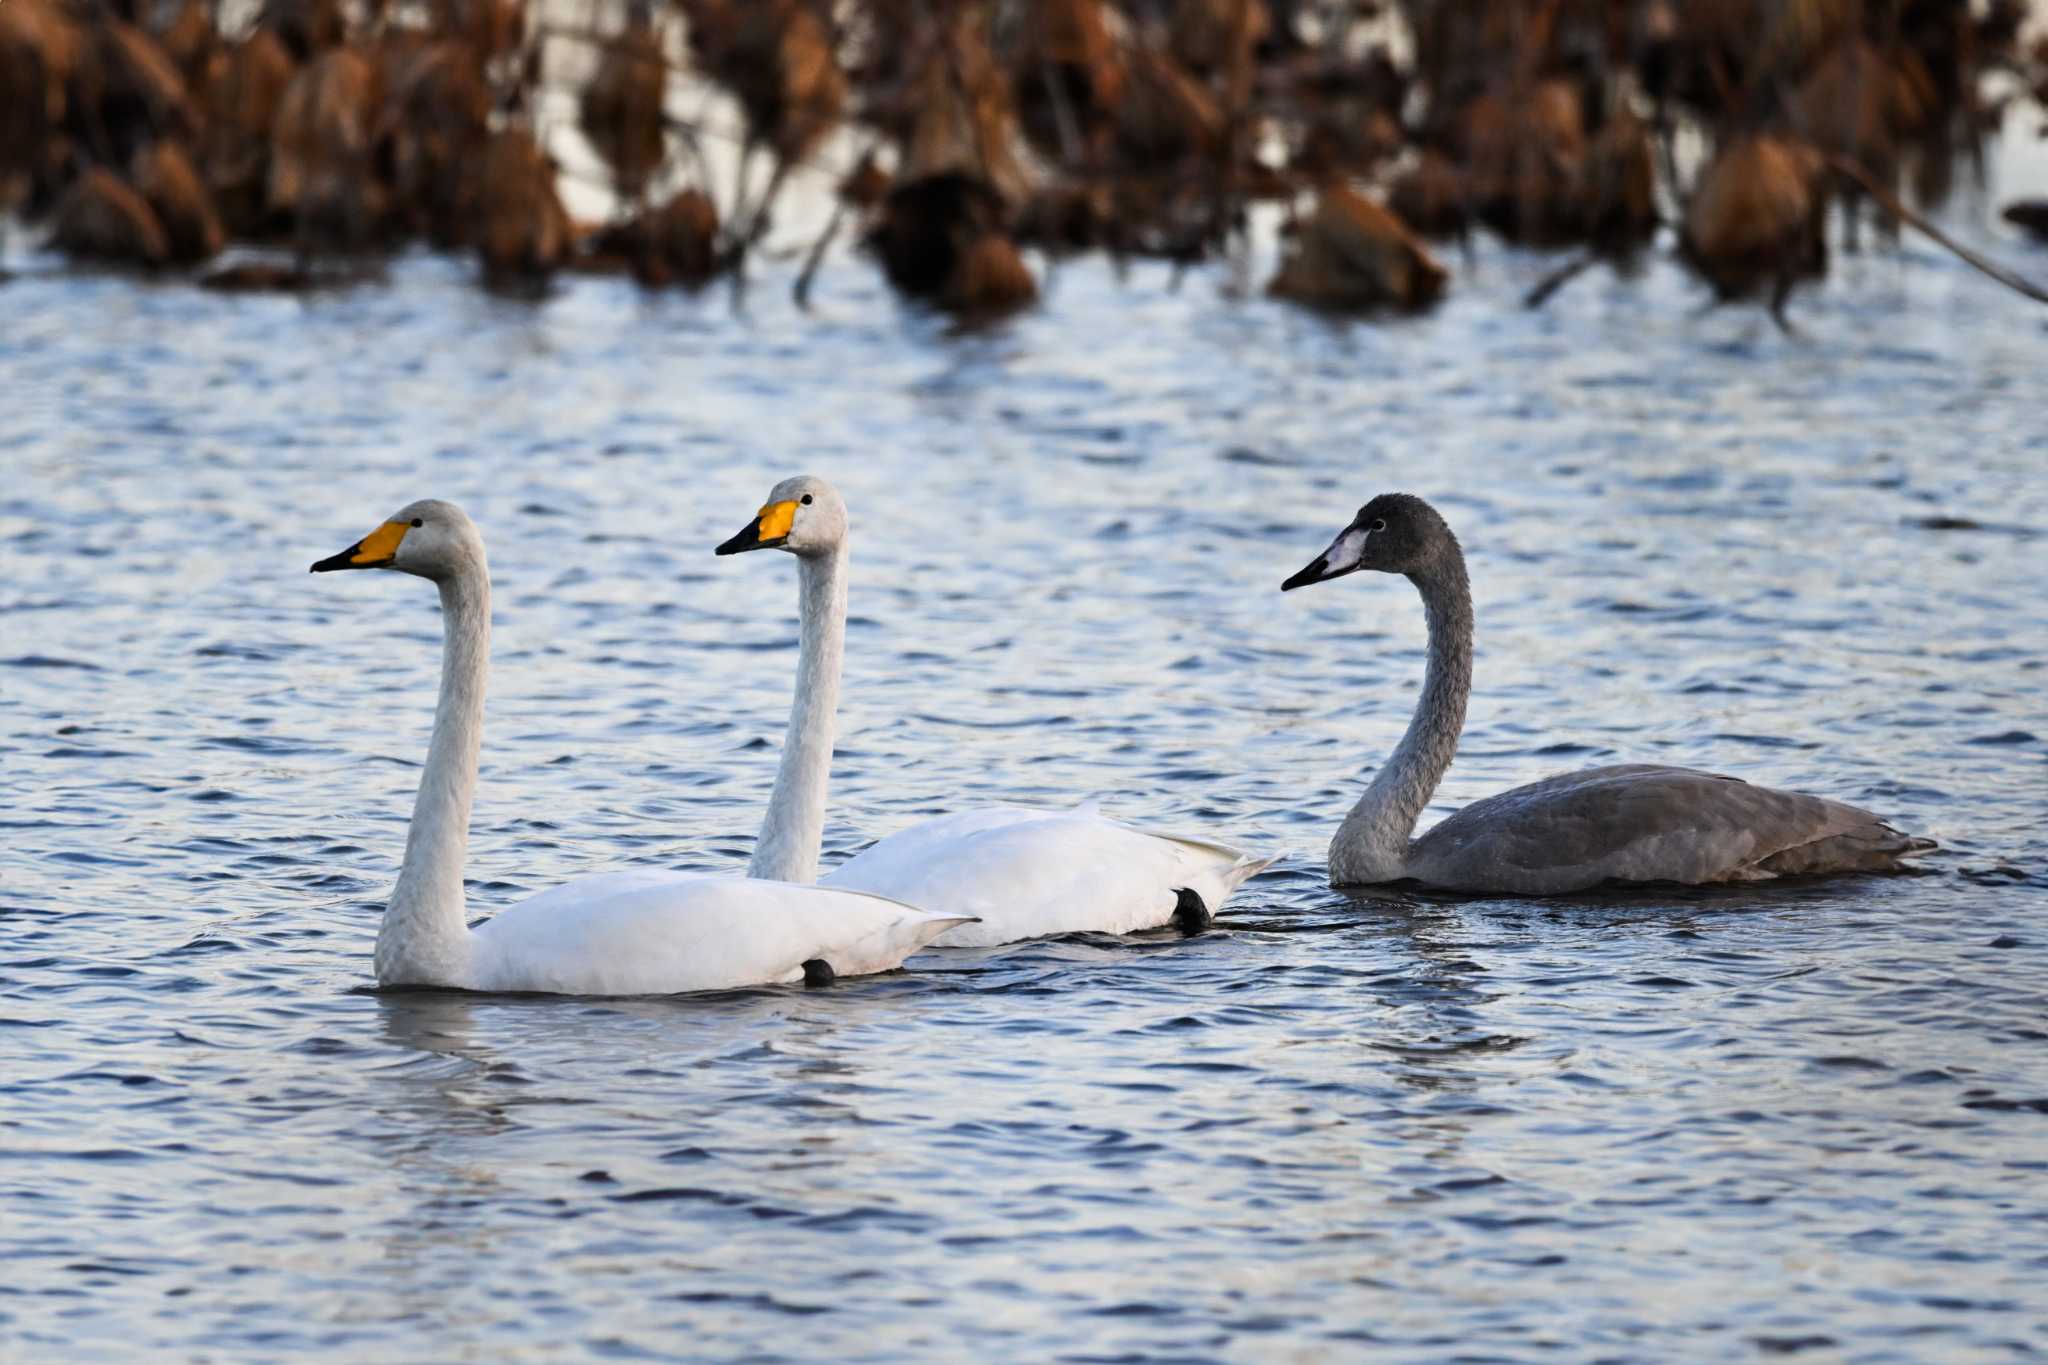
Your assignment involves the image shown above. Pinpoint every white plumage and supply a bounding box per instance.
[470,871,970,993]
[312,497,968,996]
[822,806,1272,948]
[718,476,1274,948]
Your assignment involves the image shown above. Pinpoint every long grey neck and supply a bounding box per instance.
[1330,552,1473,884]
[378,568,489,986]
[748,544,845,883]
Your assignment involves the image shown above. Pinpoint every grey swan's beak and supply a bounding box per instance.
[1283,524,1370,592]
[1281,555,1337,591]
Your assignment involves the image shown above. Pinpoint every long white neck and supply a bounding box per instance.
[377,567,489,985]
[748,543,846,883]
[1329,553,1473,884]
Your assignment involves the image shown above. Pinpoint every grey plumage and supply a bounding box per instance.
[1284,493,1936,895]
[1403,763,1935,894]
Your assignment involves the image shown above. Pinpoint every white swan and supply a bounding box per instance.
[309,499,970,994]
[714,476,1273,948]
[1282,492,1938,894]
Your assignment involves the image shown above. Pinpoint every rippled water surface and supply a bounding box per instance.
[3,222,2047,1360]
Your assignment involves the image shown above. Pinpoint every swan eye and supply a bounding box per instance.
[410,518,424,528]
[800,494,813,505]
[1369,519,1386,532]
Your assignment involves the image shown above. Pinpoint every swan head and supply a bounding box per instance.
[310,499,483,581]
[714,475,847,559]
[1282,493,1454,591]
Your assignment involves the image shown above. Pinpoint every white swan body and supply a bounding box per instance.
[312,498,969,995]
[716,477,1274,947]
[821,805,1272,949]
[467,870,967,993]
[1283,493,1937,894]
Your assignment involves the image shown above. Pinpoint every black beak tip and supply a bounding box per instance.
[1281,560,1325,592]
[716,522,785,556]
[310,546,359,573]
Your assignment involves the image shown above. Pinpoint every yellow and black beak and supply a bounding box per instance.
[311,519,411,573]
[715,499,798,556]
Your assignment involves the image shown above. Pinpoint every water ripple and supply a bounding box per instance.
[0,239,2044,1360]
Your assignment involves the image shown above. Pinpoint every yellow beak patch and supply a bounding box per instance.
[350,520,412,565]
[756,500,798,543]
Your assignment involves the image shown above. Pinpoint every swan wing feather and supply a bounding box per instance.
[469,870,972,994]
[1407,764,1931,894]
[823,805,1272,947]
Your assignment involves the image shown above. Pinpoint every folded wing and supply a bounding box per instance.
[823,805,1272,948]
[471,870,972,994]
[1408,764,1935,895]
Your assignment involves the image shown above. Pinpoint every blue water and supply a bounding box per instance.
[2,221,2046,1359]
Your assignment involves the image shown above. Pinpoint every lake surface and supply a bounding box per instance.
[3,205,2047,1360]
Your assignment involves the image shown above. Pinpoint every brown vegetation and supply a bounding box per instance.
[51,166,169,264]
[888,12,1029,205]
[269,48,386,253]
[579,4,666,205]
[587,188,721,286]
[153,0,215,91]
[260,0,344,63]
[1011,0,1124,162]
[1269,185,1446,311]
[1457,79,1586,245]
[200,30,296,237]
[1115,49,1223,167]
[2,0,2035,321]
[1388,150,1470,241]
[134,140,224,262]
[1170,0,1267,87]
[383,39,493,245]
[868,171,1035,316]
[687,0,847,166]
[0,0,82,210]
[83,21,198,161]
[1681,135,1828,318]
[947,232,1038,315]
[474,127,571,285]
[1583,109,1658,249]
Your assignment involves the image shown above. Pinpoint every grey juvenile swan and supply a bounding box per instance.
[1282,493,1936,894]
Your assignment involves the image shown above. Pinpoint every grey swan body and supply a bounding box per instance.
[1285,493,1936,895]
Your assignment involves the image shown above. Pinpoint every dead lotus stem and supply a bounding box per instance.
[1827,153,2048,307]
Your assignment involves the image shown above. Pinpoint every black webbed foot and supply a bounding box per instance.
[1171,888,1212,936]
[801,959,835,987]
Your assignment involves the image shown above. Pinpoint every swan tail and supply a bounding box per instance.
[1753,823,1939,878]
[826,906,980,977]
[1066,803,1275,894]
[1150,831,1277,910]
[1147,828,1273,878]
[1218,851,1279,895]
